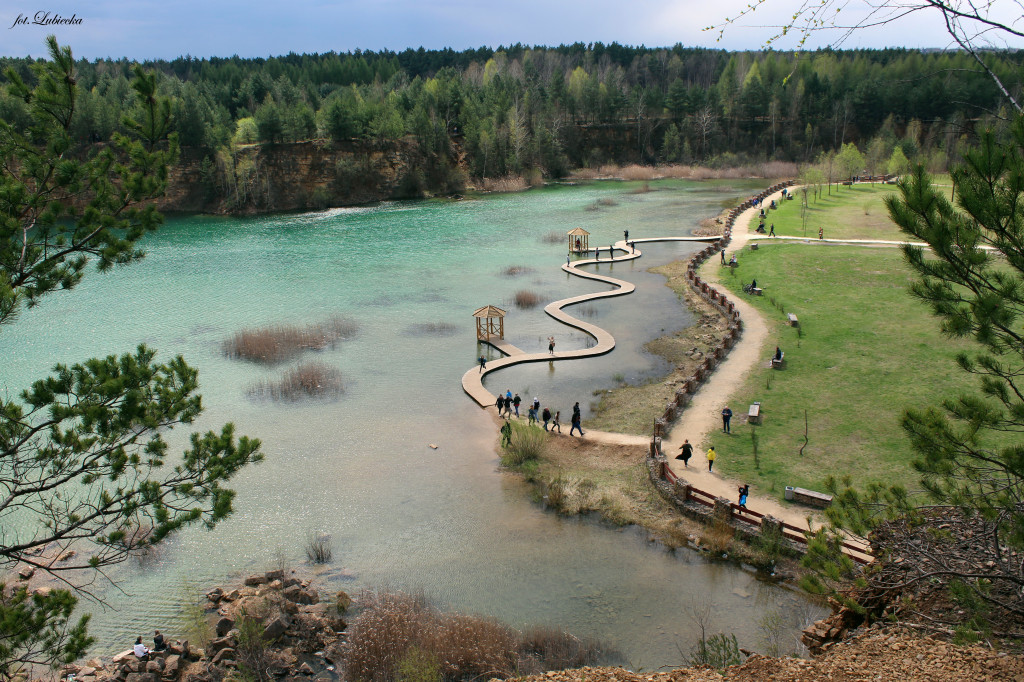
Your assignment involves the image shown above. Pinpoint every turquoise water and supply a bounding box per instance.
[0,179,821,669]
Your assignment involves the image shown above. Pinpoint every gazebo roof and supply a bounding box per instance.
[472,305,507,318]
[567,227,590,236]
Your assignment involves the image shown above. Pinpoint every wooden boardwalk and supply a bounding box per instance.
[461,236,720,407]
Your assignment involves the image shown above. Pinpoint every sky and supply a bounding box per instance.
[2,0,1023,61]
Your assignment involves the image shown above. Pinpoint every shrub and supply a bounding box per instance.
[517,627,611,674]
[501,421,547,467]
[304,532,333,564]
[501,265,534,277]
[225,316,358,364]
[249,362,343,401]
[513,290,540,309]
[700,517,736,556]
[688,632,742,669]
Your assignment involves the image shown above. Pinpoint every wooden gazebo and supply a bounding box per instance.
[473,305,506,341]
[568,227,590,254]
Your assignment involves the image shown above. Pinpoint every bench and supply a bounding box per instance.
[750,243,758,250]
[787,313,799,327]
[787,486,833,508]
[770,351,785,369]
[748,402,761,425]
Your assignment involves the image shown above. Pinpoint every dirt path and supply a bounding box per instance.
[660,188,820,531]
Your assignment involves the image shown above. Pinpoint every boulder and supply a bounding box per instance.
[244,574,268,587]
[210,649,235,667]
[17,566,35,580]
[264,569,285,582]
[78,667,97,677]
[162,655,181,680]
[125,674,158,682]
[268,579,283,590]
[146,660,164,674]
[85,659,105,670]
[282,577,301,588]
[206,635,236,655]
[112,651,136,666]
[263,616,288,641]
[168,641,190,659]
[222,589,240,602]
[282,586,303,603]
[322,644,344,665]
[334,591,352,614]
[215,617,235,638]
[297,662,314,675]
[204,588,223,603]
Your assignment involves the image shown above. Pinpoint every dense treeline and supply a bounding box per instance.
[1,43,1020,206]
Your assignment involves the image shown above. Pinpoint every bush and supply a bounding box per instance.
[513,290,540,309]
[501,421,547,467]
[688,632,742,669]
[225,316,358,364]
[304,532,333,564]
[517,627,611,674]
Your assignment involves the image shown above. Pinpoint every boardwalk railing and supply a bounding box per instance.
[656,452,871,564]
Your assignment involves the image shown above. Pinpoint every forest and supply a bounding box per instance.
[2,43,1020,207]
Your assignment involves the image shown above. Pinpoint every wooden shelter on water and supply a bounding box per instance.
[568,227,590,254]
[473,304,506,341]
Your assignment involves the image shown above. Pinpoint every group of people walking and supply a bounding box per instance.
[497,392,585,439]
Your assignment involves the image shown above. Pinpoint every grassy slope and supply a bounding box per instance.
[765,183,905,241]
[711,241,980,497]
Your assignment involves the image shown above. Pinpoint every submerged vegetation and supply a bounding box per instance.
[225,316,357,364]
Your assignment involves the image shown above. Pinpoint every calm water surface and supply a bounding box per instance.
[0,179,822,670]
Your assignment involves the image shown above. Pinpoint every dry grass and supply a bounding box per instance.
[568,161,799,182]
[225,316,357,364]
[501,265,535,277]
[700,517,737,555]
[513,290,541,309]
[629,182,652,194]
[480,175,529,192]
[249,362,343,401]
[342,590,611,681]
[540,231,564,244]
[406,321,458,336]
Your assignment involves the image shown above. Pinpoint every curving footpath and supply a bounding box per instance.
[461,237,721,408]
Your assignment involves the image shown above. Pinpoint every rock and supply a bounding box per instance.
[206,635,235,655]
[244,574,268,587]
[268,579,283,590]
[323,644,345,665]
[282,577,302,588]
[298,603,328,617]
[168,641,189,658]
[263,616,288,641]
[112,651,137,666]
[162,655,180,680]
[337,585,354,610]
[215,617,235,638]
[125,674,157,682]
[57,550,76,562]
[78,667,97,677]
[210,648,236,666]
[265,569,285,581]
[205,588,223,603]
[146,660,164,674]
[17,566,35,580]
[223,589,240,602]
[33,586,52,597]
[86,659,104,670]
[282,585,303,602]
[297,662,314,675]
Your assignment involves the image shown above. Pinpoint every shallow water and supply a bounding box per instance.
[0,179,823,670]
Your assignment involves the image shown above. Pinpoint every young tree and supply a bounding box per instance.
[1,38,262,676]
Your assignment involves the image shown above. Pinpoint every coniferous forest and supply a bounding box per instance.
[3,43,1019,210]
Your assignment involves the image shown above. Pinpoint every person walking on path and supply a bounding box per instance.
[722,406,732,433]
[500,419,512,446]
[573,401,581,418]
[528,405,537,425]
[707,446,717,472]
[478,356,486,373]
[818,227,824,240]
[548,336,556,355]
[570,412,584,436]
[769,223,775,237]
[551,411,561,433]
[567,254,570,267]
[721,249,726,264]
[513,393,521,418]
[738,484,749,508]
[542,407,551,431]
[532,397,540,414]
[503,395,512,418]
[676,439,693,467]
[496,394,504,412]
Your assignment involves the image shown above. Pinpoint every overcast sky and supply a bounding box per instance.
[3,0,1023,61]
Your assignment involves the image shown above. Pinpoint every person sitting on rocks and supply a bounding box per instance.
[134,636,150,659]
[153,630,167,652]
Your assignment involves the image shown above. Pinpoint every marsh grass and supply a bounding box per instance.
[225,316,357,364]
[406,322,458,336]
[304,531,333,564]
[540,231,564,244]
[700,517,736,556]
[501,265,535,276]
[513,290,541,309]
[249,362,343,401]
[501,421,547,468]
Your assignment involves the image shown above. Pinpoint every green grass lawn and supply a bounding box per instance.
[749,184,908,241]
[709,243,982,499]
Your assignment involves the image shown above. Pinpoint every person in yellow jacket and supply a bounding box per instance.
[707,446,716,473]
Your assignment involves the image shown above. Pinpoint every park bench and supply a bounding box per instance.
[770,351,785,369]
[786,486,833,508]
[748,402,761,425]
[787,313,799,327]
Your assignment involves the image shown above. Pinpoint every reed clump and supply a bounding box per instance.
[225,316,357,364]
[342,590,612,681]
[249,362,343,401]
[500,421,548,468]
[501,265,534,277]
[513,290,541,309]
[406,321,458,336]
[480,175,529,192]
[540,231,563,244]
